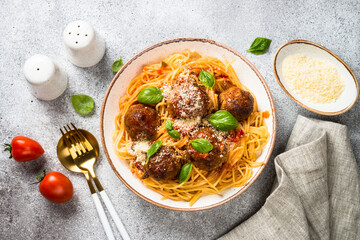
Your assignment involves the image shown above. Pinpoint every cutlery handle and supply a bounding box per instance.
[92,193,115,240]
[100,190,131,240]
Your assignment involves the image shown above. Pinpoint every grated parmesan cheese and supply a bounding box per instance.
[174,116,202,131]
[161,84,171,98]
[129,141,151,165]
[178,68,190,80]
[282,54,345,103]
[176,82,203,117]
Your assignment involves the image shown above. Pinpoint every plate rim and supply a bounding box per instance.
[273,39,359,115]
[100,37,277,211]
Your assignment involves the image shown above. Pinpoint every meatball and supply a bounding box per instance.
[219,87,254,121]
[167,76,210,118]
[188,127,228,171]
[147,146,182,180]
[124,104,159,140]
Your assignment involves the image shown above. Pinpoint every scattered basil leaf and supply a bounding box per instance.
[247,37,272,55]
[168,129,180,139]
[208,110,238,131]
[161,61,168,68]
[146,140,162,163]
[165,120,174,131]
[179,162,193,183]
[112,58,123,72]
[199,68,215,89]
[71,94,94,114]
[137,87,164,104]
[191,139,213,153]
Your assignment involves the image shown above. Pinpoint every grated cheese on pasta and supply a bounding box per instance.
[129,141,150,165]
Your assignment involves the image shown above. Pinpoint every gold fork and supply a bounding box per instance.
[60,126,115,240]
[58,129,96,194]
[61,123,130,240]
[63,124,104,191]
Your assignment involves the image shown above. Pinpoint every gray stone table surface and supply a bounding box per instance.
[0,0,359,239]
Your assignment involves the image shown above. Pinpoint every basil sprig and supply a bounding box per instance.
[71,94,94,114]
[247,37,272,55]
[191,139,213,153]
[146,141,162,164]
[137,87,164,104]
[208,110,238,131]
[165,120,173,131]
[199,68,215,89]
[112,58,123,72]
[179,162,193,183]
[165,120,180,139]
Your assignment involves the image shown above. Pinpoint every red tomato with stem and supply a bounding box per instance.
[4,136,44,162]
[37,170,73,203]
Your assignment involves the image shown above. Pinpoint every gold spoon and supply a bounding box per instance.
[57,129,99,194]
[57,128,116,240]
[58,124,130,240]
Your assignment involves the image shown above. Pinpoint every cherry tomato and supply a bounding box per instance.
[38,171,73,203]
[4,136,44,162]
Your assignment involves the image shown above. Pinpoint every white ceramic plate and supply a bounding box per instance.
[100,38,276,211]
[273,39,358,115]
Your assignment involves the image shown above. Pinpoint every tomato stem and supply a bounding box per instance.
[3,143,12,158]
[32,169,47,185]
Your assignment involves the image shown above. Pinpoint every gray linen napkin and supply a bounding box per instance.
[219,115,360,240]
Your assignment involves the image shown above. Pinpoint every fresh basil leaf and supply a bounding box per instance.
[179,162,193,183]
[71,94,94,114]
[199,68,215,89]
[191,139,213,153]
[165,120,179,139]
[247,37,272,55]
[168,129,180,139]
[137,87,164,104]
[165,120,173,131]
[208,110,238,131]
[112,58,123,72]
[146,141,162,163]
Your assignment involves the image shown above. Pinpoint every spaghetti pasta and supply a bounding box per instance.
[113,50,269,206]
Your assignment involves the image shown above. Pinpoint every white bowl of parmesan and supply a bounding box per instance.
[273,39,358,115]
